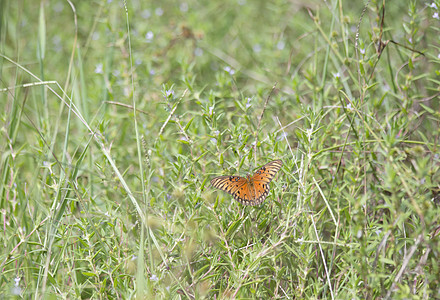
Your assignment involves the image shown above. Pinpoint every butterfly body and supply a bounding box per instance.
[210,160,283,206]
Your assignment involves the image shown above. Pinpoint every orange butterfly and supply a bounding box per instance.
[210,160,283,206]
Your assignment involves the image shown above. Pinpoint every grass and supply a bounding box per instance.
[1,0,440,298]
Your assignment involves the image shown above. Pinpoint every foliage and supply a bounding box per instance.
[1,0,440,298]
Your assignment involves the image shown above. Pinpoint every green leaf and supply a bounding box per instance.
[184,117,195,131]
[38,3,46,60]
[226,217,243,238]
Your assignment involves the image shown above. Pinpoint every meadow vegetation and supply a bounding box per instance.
[1,0,440,298]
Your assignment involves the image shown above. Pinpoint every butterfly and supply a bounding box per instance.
[210,160,283,206]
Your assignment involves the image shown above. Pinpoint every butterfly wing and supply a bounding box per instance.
[210,176,255,205]
[250,160,283,205]
[211,160,283,206]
